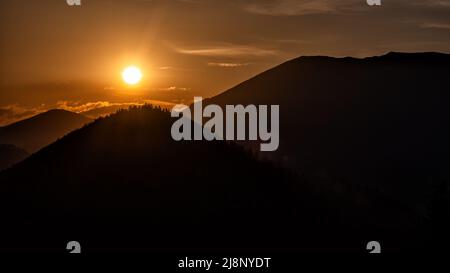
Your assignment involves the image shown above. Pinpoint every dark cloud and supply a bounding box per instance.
[241,0,362,16]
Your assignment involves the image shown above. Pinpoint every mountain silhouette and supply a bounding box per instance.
[0,144,29,171]
[206,52,450,216]
[0,106,303,252]
[0,53,449,253]
[0,109,91,153]
[0,105,428,253]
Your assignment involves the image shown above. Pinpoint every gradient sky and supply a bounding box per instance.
[1,0,449,125]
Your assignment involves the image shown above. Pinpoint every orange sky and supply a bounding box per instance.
[1,0,450,125]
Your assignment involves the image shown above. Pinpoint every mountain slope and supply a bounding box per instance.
[206,52,450,212]
[0,106,297,252]
[0,144,29,171]
[0,106,422,253]
[0,109,91,153]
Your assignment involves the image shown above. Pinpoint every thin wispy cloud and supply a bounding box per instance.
[276,39,311,44]
[174,44,277,57]
[56,101,142,114]
[421,22,450,29]
[157,86,191,91]
[413,0,450,8]
[242,0,361,16]
[207,62,249,68]
[242,0,450,16]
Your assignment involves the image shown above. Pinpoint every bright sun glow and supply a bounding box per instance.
[122,66,142,85]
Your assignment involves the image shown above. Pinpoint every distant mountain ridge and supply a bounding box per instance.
[0,109,91,153]
[206,51,450,211]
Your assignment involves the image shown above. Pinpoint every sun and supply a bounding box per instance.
[122,66,142,85]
